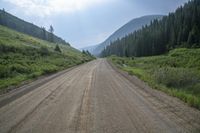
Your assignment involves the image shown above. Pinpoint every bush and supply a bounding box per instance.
[10,64,31,74]
[0,44,18,53]
[28,72,42,78]
[54,45,62,53]
[153,67,199,87]
[42,65,58,74]
[187,83,200,95]
[0,65,11,78]
[40,47,49,56]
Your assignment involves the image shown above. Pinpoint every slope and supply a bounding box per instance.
[0,25,94,93]
[0,9,67,44]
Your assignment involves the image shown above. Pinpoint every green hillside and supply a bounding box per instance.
[0,25,94,93]
[109,48,200,109]
[0,9,67,44]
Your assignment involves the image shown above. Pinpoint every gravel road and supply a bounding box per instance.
[0,59,200,133]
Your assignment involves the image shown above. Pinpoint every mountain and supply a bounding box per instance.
[0,9,68,45]
[85,15,163,56]
[101,0,200,57]
[80,44,98,53]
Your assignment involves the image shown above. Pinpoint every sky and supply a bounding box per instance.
[0,0,189,49]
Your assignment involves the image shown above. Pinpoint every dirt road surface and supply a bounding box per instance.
[0,59,200,133]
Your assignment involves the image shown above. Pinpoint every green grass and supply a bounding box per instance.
[108,48,200,109]
[0,25,95,92]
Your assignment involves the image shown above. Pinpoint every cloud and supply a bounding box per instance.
[3,0,109,17]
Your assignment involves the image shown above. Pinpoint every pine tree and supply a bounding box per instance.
[49,25,54,42]
[42,27,46,40]
[54,45,61,53]
[187,25,200,47]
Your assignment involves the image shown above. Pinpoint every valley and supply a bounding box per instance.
[0,0,200,132]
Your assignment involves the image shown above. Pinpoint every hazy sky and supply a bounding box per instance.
[0,0,189,48]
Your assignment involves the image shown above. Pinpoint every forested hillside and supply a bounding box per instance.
[101,0,200,57]
[90,15,163,56]
[0,9,68,45]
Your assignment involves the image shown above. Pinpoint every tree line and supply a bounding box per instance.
[82,50,95,58]
[0,9,69,45]
[101,0,200,57]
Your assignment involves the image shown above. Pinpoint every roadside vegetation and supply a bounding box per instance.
[109,48,200,109]
[0,25,95,93]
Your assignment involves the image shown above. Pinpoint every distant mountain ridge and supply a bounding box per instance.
[84,15,163,56]
[101,0,200,57]
[80,44,98,52]
[0,9,69,45]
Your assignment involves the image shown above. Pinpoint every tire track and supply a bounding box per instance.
[75,64,97,133]
[7,66,85,133]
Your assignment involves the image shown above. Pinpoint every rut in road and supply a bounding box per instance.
[0,59,200,133]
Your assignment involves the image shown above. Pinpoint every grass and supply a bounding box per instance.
[0,25,95,93]
[108,48,200,109]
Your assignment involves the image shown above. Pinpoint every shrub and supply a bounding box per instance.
[40,47,49,56]
[0,65,11,78]
[28,72,42,78]
[42,65,58,74]
[0,44,18,53]
[153,67,199,87]
[54,45,62,53]
[9,64,31,74]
